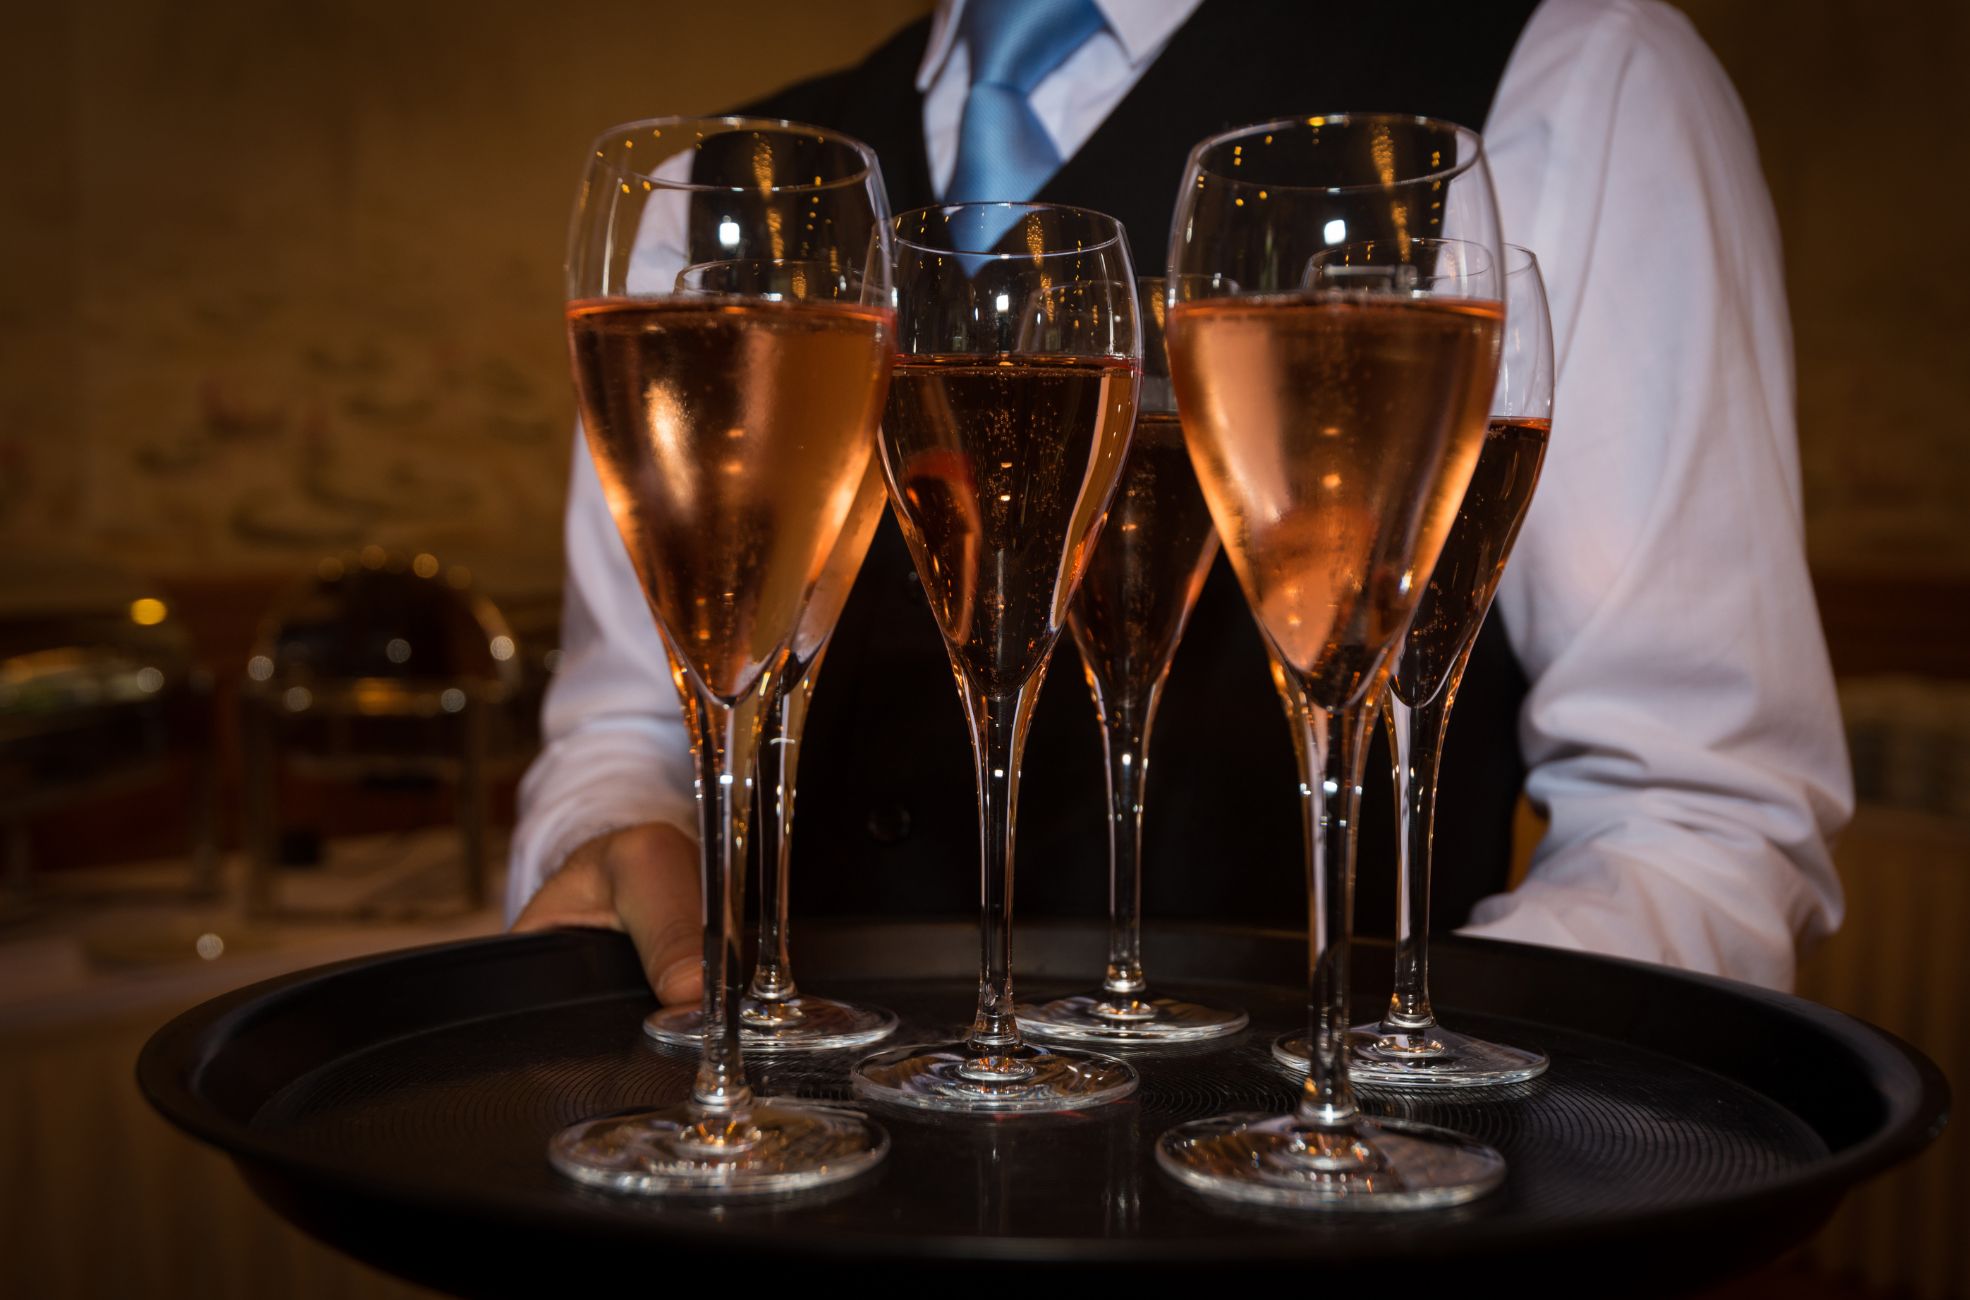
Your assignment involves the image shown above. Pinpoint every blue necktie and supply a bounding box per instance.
[945,0,1106,205]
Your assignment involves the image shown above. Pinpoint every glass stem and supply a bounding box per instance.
[1269,650,1315,850]
[1383,682,1451,1034]
[1097,685,1160,1004]
[1383,640,1475,1038]
[1294,698,1375,1133]
[960,672,1044,1071]
[684,674,765,1128]
[748,651,821,1012]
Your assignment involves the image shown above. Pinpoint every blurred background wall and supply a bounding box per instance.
[6,0,1968,581]
[2,2,1966,1298]
[5,0,1966,671]
[3,0,929,587]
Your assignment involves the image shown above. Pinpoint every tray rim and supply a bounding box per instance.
[136,922,1953,1268]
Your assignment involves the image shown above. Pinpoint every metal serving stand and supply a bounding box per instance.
[238,551,524,917]
[0,572,219,898]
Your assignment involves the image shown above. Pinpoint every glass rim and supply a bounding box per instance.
[1504,243,1540,276]
[893,201,1127,259]
[583,115,881,195]
[1185,113,1490,194]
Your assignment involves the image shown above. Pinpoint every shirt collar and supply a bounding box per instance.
[915,0,1204,92]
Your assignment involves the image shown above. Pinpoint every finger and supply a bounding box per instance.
[511,846,620,933]
[606,824,705,1006]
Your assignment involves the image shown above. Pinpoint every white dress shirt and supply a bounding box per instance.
[510,0,1852,992]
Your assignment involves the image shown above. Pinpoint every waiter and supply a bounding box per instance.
[507,0,1852,1006]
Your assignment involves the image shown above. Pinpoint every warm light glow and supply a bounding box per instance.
[1371,124,1409,247]
[489,635,515,661]
[1371,125,1395,184]
[350,679,412,714]
[412,552,440,578]
[129,598,168,626]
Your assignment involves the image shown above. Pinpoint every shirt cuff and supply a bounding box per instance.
[1458,857,1803,992]
[505,725,700,923]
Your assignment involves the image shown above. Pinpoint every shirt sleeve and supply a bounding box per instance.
[1458,0,1853,990]
[504,430,700,923]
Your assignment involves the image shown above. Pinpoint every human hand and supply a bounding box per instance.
[511,822,703,1005]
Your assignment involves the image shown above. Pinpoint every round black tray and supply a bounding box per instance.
[138,921,1948,1295]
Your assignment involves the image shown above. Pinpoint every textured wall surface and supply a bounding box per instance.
[1676,0,1970,581]
[1,0,931,600]
[3,0,1964,600]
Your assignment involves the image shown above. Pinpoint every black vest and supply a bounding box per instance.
[743,0,1540,934]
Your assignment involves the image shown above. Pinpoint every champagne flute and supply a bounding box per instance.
[1018,275,1248,1044]
[1276,245,1554,1086]
[548,118,893,1196]
[852,202,1141,1113]
[643,259,898,1053]
[1155,117,1509,1209]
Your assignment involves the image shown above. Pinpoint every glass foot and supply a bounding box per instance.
[852,1040,1138,1114]
[644,995,898,1053]
[548,1099,887,1198]
[1345,1022,1549,1087]
[1156,1111,1505,1210]
[1016,991,1248,1043]
[1273,1026,1549,1088]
